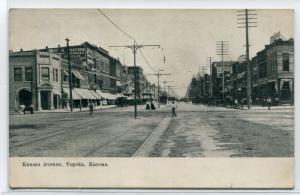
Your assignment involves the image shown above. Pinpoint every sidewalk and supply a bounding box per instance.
[10,105,117,115]
[38,105,117,113]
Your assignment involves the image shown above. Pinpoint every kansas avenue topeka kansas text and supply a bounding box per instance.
[22,161,109,167]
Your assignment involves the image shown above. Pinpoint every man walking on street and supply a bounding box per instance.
[267,97,272,110]
[171,101,177,117]
[88,100,94,117]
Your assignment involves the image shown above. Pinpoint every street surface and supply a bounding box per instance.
[9,102,294,157]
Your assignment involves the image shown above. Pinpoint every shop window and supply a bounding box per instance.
[283,53,289,71]
[41,67,50,81]
[14,67,22,81]
[25,67,32,81]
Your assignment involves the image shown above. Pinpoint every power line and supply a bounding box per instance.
[97,9,136,42]
[97,9,159,74]
[139,49,158,72]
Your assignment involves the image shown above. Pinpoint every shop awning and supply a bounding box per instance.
[116,81,122,86]
[63,70,69,76]
[72,70,84,80]
[116,93,125,98]
[237,72,246,79]
[89,90,102,99]
[63,88,82,100]
[73,88,96,99]
[102,92,116,100]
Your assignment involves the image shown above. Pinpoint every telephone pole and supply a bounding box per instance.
[207,57,213,98]
[161,81,173,103]
[237,9,257,109]
[202,66,209,97]
[216,41,229,101]
[148,70,171,108]
[66,38,73,112]
[110,42,160,119]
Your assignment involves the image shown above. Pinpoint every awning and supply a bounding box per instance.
[72,70,84,80]
[237,72,246,79]
[116,93,125,98]
[63,70,69,76]
[89,90,102,99]
[116,81,122,86]
[73,88,96,99]
[63,88,82,100]
[102,92,116,100]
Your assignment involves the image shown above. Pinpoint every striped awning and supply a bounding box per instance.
[89,90,102,99]
[63,88,82,100]
[72,70,84,80]
[73,88,96,99]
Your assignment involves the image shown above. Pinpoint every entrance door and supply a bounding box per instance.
[19,89,32,107]
[41,91,49,110]
[281,82,291,100]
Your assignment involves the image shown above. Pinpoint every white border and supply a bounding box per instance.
[1,0,299,194]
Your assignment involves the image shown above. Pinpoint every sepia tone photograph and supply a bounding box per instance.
[9,9,294,158]
[8,8,294,188]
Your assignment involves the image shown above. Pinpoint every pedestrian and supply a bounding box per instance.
[30,104,34,114]
[267,97,272,110]
[88,101,94,117]
[171,101,177,117]
[234,99,238,109]
[20,104,25,114]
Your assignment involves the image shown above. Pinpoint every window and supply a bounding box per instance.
[14,68,22,81]
[53,68,55,81]
[41,67,50,81]
[55,69,58,81]
[25,67,32,81]
[283,53,289,71]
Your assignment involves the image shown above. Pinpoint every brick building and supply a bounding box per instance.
[9,50,62,111]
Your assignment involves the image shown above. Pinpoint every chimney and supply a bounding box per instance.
[58,44,60,48]
[20,48,23,52]
[45,46,48,50]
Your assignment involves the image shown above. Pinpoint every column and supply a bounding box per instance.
[37,90,42,110]
[57,95,60,109]
[275,79,280,98]
[50,91,54,110]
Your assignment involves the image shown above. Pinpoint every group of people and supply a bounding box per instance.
[145,100,178,118]
[19,104,34,114]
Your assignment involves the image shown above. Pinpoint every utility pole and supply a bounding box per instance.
[161,81,173,104]
[237,9,257,109]
[202,66,208,97]
[148,70,171,108]
[207,57,213,97]
[110,42,160,119]
[66,38,73,112]
[167,85,176,100]
[216,41,229,101]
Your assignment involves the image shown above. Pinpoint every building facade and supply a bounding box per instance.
[9,50,62,111]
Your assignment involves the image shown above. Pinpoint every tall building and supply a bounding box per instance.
[252,34,294,103]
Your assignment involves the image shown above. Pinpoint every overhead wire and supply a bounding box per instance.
[97,9,158,73]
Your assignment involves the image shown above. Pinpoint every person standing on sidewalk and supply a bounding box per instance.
[88,100,94,117]
[267,97,272,110]
[171,101,177,117]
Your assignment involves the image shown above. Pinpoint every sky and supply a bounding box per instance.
[9,9,294,97]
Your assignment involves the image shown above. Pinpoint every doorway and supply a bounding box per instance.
[41,91,49,110]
